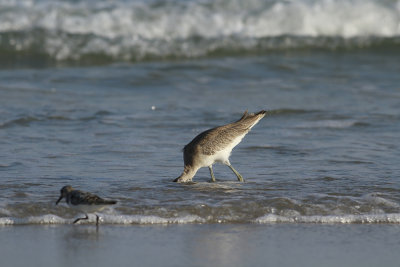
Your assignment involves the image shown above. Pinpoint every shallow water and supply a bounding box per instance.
[1,224,400,267]
[0,0,399,226]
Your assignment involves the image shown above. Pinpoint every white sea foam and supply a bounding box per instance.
[101,214,206,224]
[1,213,399,225]
[0,0,399,61]
[1,0,398,38]
[0,214,205,225]
[0,214,66,225]
[254,213,400,224]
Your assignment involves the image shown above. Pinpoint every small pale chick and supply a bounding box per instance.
[56,185,117,226]
[174,110,267,183]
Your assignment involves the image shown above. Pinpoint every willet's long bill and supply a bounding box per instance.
[56,185,117,225]
[174,110,266,183]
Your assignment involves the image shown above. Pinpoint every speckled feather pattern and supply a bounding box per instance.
[58,186,117,206]
[183,110,266,159]
[174,110,266,182]
[66,190,117,206]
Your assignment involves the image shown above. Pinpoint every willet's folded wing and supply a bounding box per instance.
[184,110,266,156]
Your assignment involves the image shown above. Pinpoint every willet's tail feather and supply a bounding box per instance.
[236,110,267,131]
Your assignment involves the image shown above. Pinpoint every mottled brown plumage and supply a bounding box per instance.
[174,110,267,183]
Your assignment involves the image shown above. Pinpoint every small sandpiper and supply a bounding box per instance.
[174,110,267,183]
[56,185,117,226]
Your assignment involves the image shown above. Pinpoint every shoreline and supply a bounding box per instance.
[1,224,399,267]
[1,212,400,226]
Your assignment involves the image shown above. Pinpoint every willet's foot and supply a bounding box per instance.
[174,110,267,183]
[56,185,117,226]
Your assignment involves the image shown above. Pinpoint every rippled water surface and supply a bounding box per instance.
[0,0,399,225]
[1,51,399,225]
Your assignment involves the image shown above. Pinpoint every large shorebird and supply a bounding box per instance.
[56,185,117,225]
[174,110,266,183]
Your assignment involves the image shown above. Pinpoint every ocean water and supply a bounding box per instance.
[0,0,399,227]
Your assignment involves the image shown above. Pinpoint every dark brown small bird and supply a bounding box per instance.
[56,185,117,225]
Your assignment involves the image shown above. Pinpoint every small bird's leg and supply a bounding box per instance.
[95,214,100,226]
[73,214,89,224]
[228,164,244,182]
[209,166,216,182]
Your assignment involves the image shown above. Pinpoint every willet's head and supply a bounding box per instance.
[56,185,74,205]
[173,166,198,183]
[173,173,190,183]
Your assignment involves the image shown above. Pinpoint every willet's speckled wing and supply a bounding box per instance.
[174,110,267,183]
[56,185,117,225]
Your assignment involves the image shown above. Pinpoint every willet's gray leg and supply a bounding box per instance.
[228,164,244,182]
[209,166,216,182]
[95,214,100,226]
[73,214,89,224]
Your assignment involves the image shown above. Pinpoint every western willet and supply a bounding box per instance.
[174,110,266,183]
[56,185,117,225]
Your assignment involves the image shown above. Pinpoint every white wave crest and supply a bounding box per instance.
[0,0,399,61]
[2,213,400,225]
[1,0,399,38]
[0,0,400,40]
[0,214,205,225]
[254,213,400,224]
[0,214,66,225]
[101,214,206,224]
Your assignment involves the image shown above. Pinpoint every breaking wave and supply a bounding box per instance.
[1,213,400,225]
[1,193,400,225]
[1,189,399,225]
[0,214,205,225]
[1,0,400,65]
[255,213,400,224]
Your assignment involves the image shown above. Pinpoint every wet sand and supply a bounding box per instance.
[1,224,399,267]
